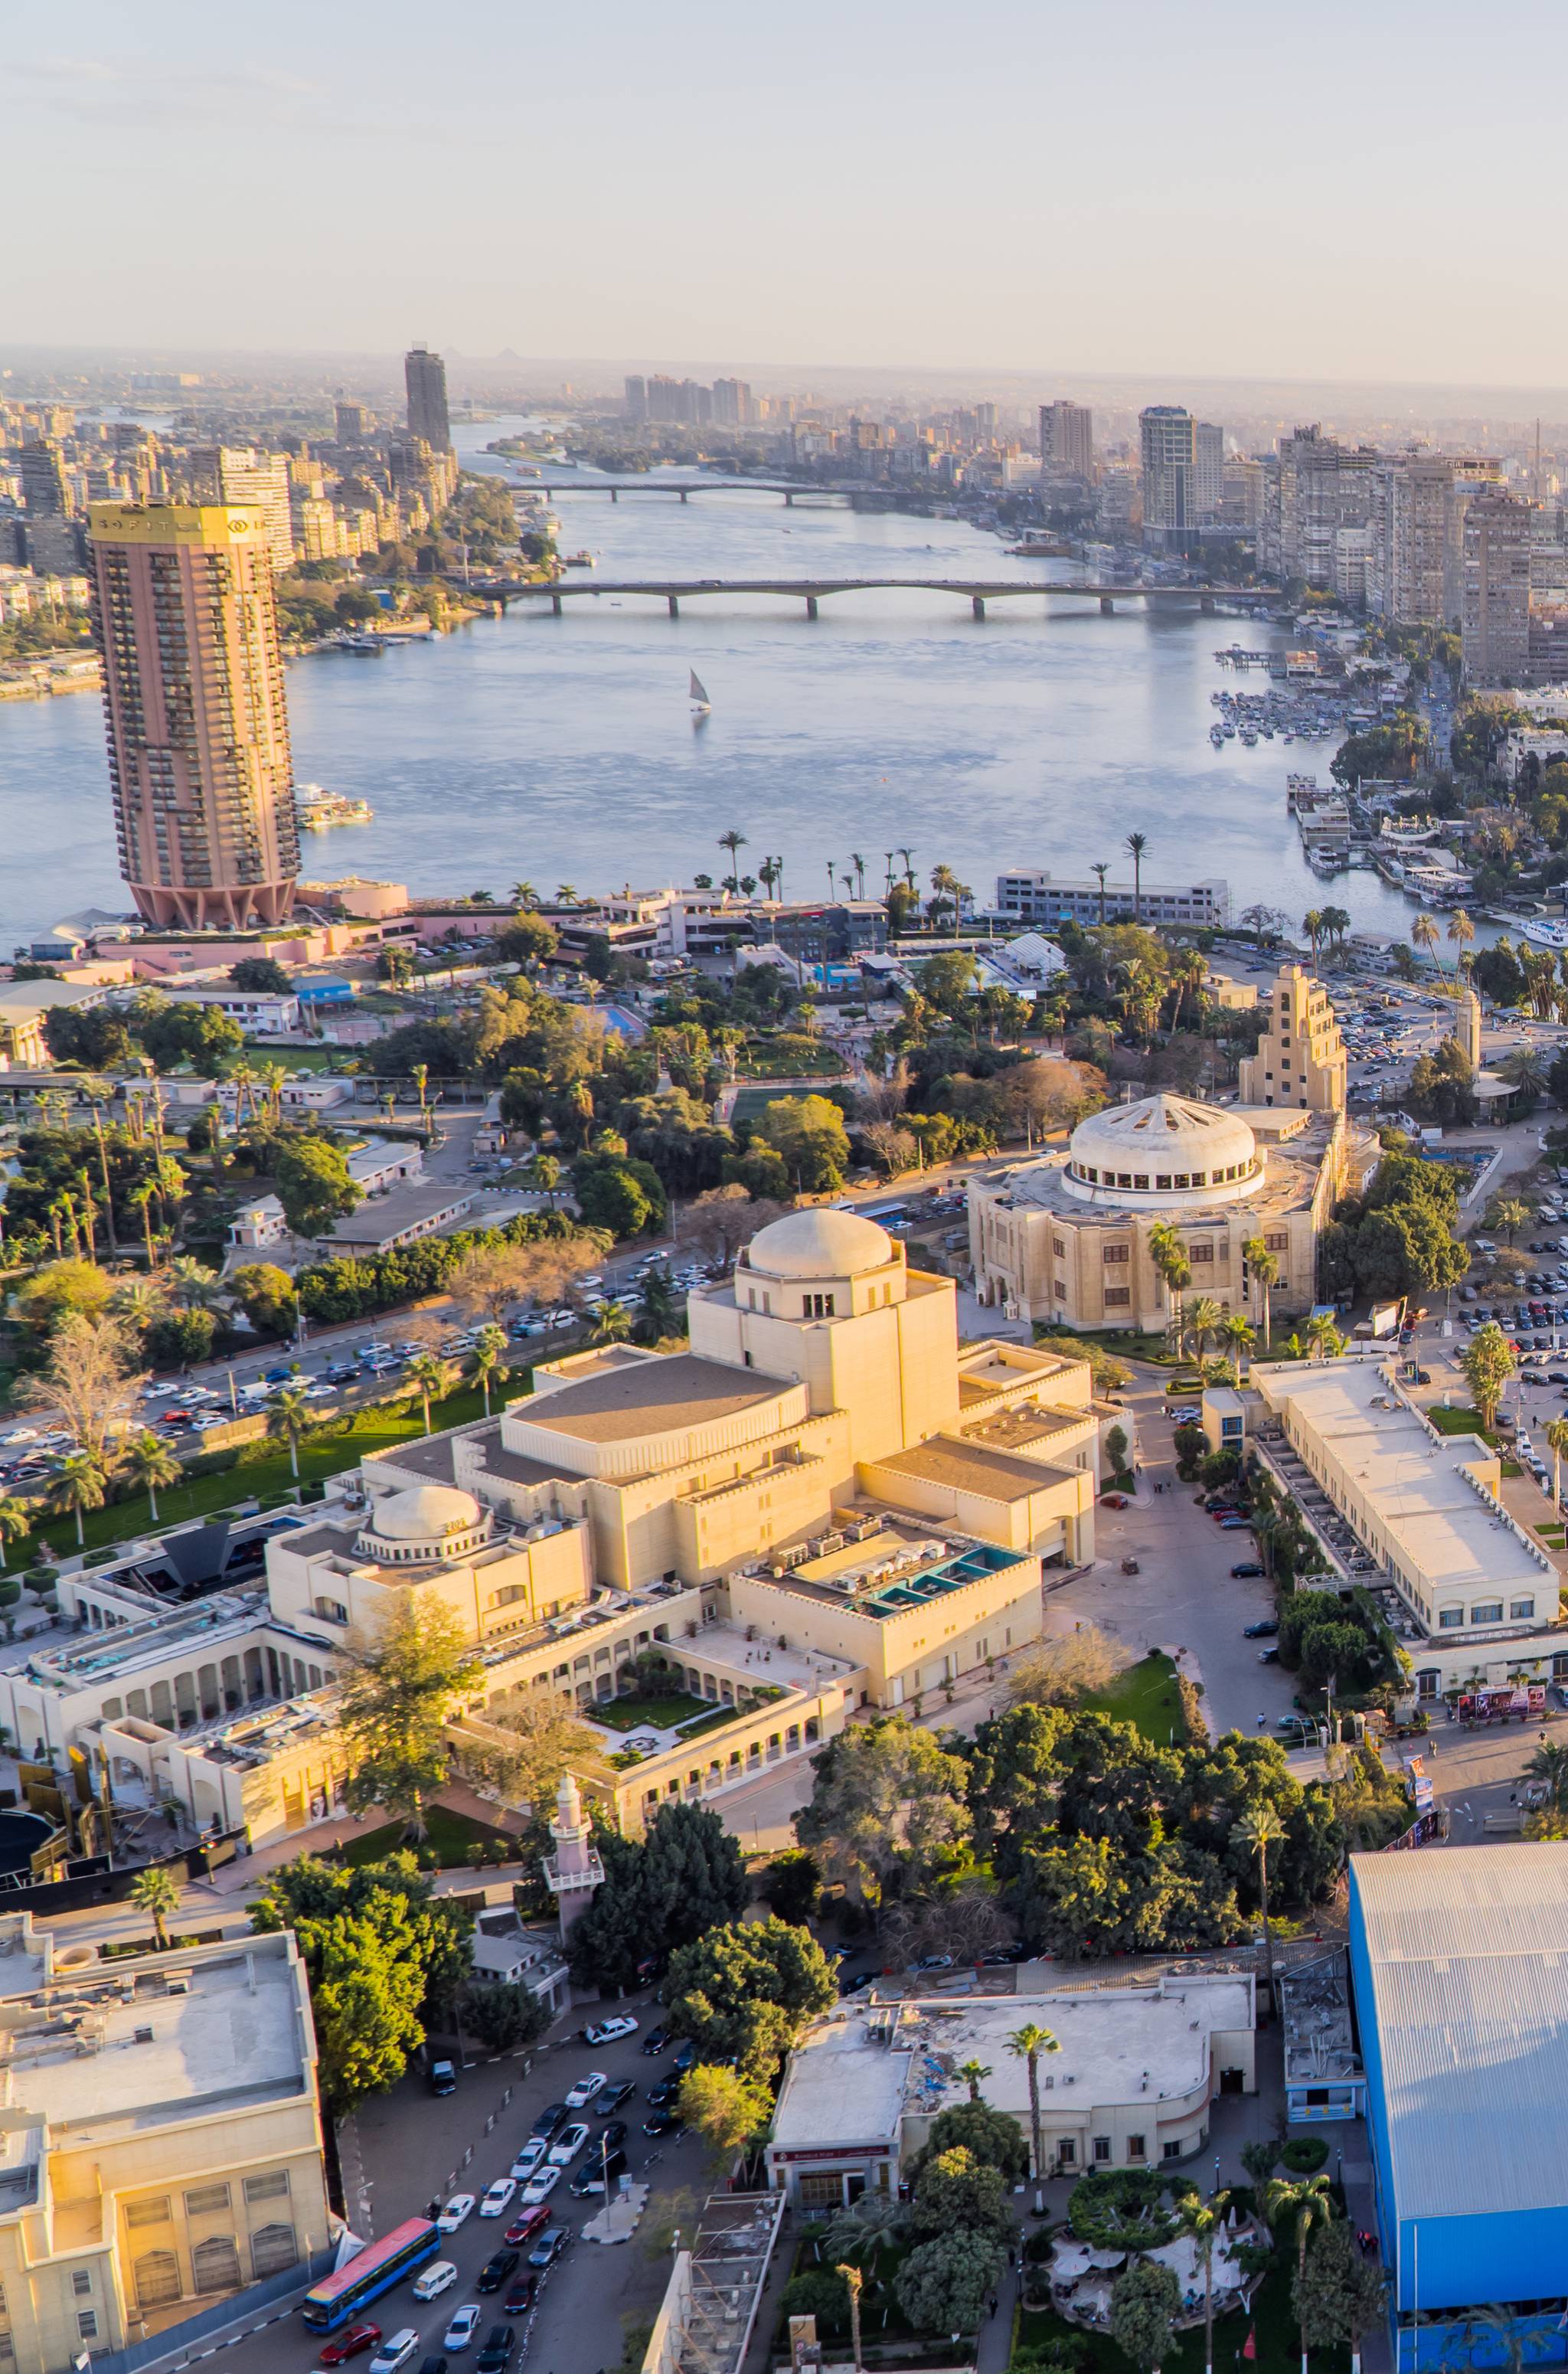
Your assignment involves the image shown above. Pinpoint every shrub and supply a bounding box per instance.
[1280,2135,1329,2173]
[779,2270,850,2336]
[1067,2170,1179,2252]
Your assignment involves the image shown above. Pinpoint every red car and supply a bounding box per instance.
[503,2205,551,2248]
[317,2327,382,2366]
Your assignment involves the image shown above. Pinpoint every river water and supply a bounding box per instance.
[0,414,1426,951]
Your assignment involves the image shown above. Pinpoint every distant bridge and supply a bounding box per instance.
[508,477,849,504]
[470,576,1272,620]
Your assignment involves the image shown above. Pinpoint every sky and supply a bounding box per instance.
[5,0,1568,390]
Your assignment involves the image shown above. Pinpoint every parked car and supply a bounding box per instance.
[528,2228,571,2270]
[565,2071,607,2109]
[547,2121,590,2167]
[477,2249,521,2294]
[573,2148,629,2196]
[640,2026,671,2056]
[428,2058,457,2098]
[596,2080,637,2115]
[529,2102,569,2141]
[1258,1646,1282,1664]
[643,2108,685,2137]
[646,2074,682,2110]
[318,2328,383,2367]
[1230,1562,1266,1579]
[502,2273,538,2315]
[1243,1620,1279,1639]
[520,2166,562,2206]
[510,2139,547,2183]
[582,2014,639,2045]
[502,2206,551,2248]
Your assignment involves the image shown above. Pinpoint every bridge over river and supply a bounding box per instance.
[472,577,1271,620]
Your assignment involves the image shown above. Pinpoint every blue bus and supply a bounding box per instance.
[300,2218,440,2333]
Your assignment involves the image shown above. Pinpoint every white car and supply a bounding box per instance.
[444,2304,484,2351]
[511,2138,547,2183]
[521,2164,562,2205]
[479,2176,517,2218]
[436,2193,476,2233]
[565,2070,607,2109]
[582,2015,639,2046]
[548,2121,590,2167]
[368,2335,420,2374]
[412,2260,459,2302]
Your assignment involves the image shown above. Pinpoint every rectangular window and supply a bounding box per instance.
[1189,1242,1214,1263]
[126,2198,172,2228]
[1058,2138,1076,2164]
[185,2185,231,2217]
[243,2172,290,2205]
[1103,1288,1131,1310]
[77,2313,99,2342]
[1264,1231,1289,1252]
[1439,1608,1463,1630]
[1102,1244,1129,1264]
[71,2271,93,2297]
[1127,2135,1146,2162]
[1511,1599,1536,1620]
[1471,1602,1503,1625]
[1161,2140,1181,2160]
[1092,2136,1111,2163]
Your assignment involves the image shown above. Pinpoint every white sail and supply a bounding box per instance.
[689,671,711,710]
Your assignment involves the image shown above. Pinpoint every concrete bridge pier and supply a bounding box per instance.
[972,594,986,620]
[679,489,688,503]
[550,592,563,615]
[609,488,618,502]
[785,491,795,507]
[1200,594,1216,615]
[1100,595,1116,614]
[667,594,680,617]
[805,594,818,620]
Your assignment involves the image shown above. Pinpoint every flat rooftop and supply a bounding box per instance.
[518,1352,788,1444]
[0,1934,312,2137]
[870,1436,1076,1503]
[772,2010,913,2151]
[322,1183,472,1244]
[1351,1845,1568,2224]
[1256,1359,1549,1601]
[900,1980,1254,2124]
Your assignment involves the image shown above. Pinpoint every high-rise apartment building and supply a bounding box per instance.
[623,374,648,423]
[88,503,299,931]
[1460,491,1533,685]
[1260,427,1377,594]
[1039,400,1093,479]
[403,343,451,453]
[1139,406,1197,542]
[17,437,81,576]
[1367,451,1501,624]
[1220,457,1263,530]
[711,378,753,427]
[333,401,368,443]
[1194,422,1225,522]
[189,447,294,575]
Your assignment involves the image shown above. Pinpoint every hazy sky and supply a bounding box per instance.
[5,0,1566,387]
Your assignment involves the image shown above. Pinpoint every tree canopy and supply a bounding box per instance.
[794,1717,971,1909]
[566,1800,749,1990]
[666,1916,837,2079]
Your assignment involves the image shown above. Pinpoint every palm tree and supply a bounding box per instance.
[531,1153,562,1205]
[957,2058,991,2103]
[556,885,580,905]
[51,1453,106,1548]
[131,1865,181,1951]
[1008,2021,1060,2179]
[1263,2173,1335,2374]
[80,1077,119,1254]
[265,1382,315,1480]
[1090,861,1109,927]
[472,1324,508,1416]
[1306,1313,1345,1363]
[1244,1237,1280,1353]
[511,881,539,909]
[1302,909,1324,966]
[405,1351,459,1435]
[121,1430,182,1525]
[1125,830,1148,923]
[1185,1295,1223,1362]
[1411,911,1439,970]
[1527,1738,1568,1818]
[170,1256,222,1310]
[595,1299,633,1345]
[1218,1313,1256,1385]
[1148,1222,1191,1349]
[1492,1197,1529,1247]
[0,1494,32,1576]
[1175,2189,1231,2374]
[411,1062,431,1132]
[821,2193,905,2278]
[1448,907,1475,972]
[1546,1418,1568,1515]
[1501,1046,1548,1102]
[127,1179,158,1270]
[1236,1803,1285,2016]
[1318,904,1351,957]
[848,852,867,898]
[718,830,748,898]
[836,2262,864,2374]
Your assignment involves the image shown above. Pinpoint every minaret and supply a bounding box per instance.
[1458,986,1482,1071]
[541,1772,604,1938]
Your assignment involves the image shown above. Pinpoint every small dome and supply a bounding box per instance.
[372,1484,484,1540]
[747,1207,895,1280]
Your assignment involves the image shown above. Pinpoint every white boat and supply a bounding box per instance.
[1521,917,1568,951]
[689,671,711,715]
[296,784,374,832]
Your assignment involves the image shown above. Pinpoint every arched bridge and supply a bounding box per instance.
[469,576,1272,620]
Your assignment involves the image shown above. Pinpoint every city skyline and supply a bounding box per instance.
[5,0,1568,384]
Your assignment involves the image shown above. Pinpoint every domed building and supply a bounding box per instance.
[969,1082,1377,1335]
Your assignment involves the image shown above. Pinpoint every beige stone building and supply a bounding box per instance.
[1237,964,1348,1110]
[969,1092,1377,1334]
[0,1918,329,2373]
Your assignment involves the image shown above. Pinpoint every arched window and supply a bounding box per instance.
[192,2235,240,2295]
[135,2251,181,2309]
[250,2224,299,2279]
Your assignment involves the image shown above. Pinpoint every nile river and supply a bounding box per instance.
[0,415,1426,951]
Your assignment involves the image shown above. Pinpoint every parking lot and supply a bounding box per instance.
[175,2004,700,2374]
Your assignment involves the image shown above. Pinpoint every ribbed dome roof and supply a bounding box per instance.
[1068,1094,1256,1179]
[371,1484,484,1540]
[747,1207,894,1279]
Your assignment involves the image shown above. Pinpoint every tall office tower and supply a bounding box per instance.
[1370,451,1501,623]
[1039,400,1093,478]
[334,401,368,443]
[1220,456,1263,529]
[403,343,451,452]
[974,401,998,441]
[1139,406,1197,542]
[18,437,81,575]
[1460,491,1533,685]
[623,374,648,423]
[711,378,752,427]
[87,503,299,930]
[189,446,294,575]
[1194,422,1225,522]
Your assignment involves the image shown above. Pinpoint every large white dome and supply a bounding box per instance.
[1050,1094,1261,1209]
[373,1484,484,1539]
[746,1207,895,1280]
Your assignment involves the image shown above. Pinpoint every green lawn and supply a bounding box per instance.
[1078,1650,1189,1746]
[333,1806,514,1869]
[1426,1404,1494,1442]
[28,1384,493,1562]
[593,1692,710,1733]
[677,1705,743,1741]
